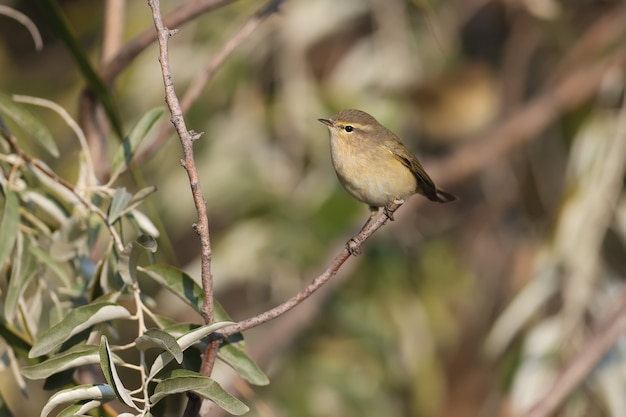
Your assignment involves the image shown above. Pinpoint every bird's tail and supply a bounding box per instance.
[435,188,457,203]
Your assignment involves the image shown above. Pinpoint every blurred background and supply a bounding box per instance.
[1,0,626,416]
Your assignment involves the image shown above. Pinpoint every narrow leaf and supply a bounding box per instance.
[108,188,132,224]
[151,369,248,415]
[148,321,234,379]
[29,245,72,286]
[141,264,231,321]
[56,401,103,417]
[0,316,33,361]
[5,232,38,321]
[135,234,158,252]
[40,384,115,417]
[0,189,20,271]
[117,186,157,220]
[218,342,269,386]
[29,303,131,358]
[118,237,153,286]
[99,336,137,409]
[0,92,59,157]
[110,107,165,182]
[23,345,120,380]
[0,390,15,417]
[135,328,183,364]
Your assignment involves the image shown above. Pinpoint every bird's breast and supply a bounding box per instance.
[330,137,417,207]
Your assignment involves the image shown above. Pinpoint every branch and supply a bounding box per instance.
[147,2,218,415]
[219,201,402,338]
[148,0,214,325]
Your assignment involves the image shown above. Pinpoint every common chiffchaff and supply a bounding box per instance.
[318,109,456,217]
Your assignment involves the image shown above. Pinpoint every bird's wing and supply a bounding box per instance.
[385,144,440,201]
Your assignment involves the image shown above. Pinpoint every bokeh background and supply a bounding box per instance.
[1,0,626,416]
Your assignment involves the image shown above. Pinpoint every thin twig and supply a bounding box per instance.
[148,0,214,325]
[137,0,284,165]
[147,4,218,416]
[219,202,402,338]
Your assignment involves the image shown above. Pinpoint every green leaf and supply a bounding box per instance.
[118,236,156,286]
[151,369,248,415]
[40,384,115,417]
[99,336,137,410]
[218,342,269,386]
[118,186,157,220]
[0,189,20,271]
[148,321,234,379]
[23,345,120,380]
[36,0,123,139]
[56,401,103,417]
[49,216,88,262]
[136,234,158,252]
[29,302,131,358]
[108,188,132,224]
[5,232,38,321]
[0,316,33,361]
[0,92,59,157]
[29,245,72,286]
[109,107,165,182]
[135,329,183,364]
[0,390,15,417]
[140,264,232,321]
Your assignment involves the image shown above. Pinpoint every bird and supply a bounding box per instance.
[318,109,456,222]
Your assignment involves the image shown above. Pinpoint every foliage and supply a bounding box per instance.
[0,97,267,415]
[1,1,626,417]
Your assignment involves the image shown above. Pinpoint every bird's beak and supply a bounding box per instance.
[317,118,333,127]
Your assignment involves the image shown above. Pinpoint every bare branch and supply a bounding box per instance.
[146,7,219,417]
[220,201,402,338]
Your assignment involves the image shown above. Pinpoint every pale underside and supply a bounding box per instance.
[331,141,417,207]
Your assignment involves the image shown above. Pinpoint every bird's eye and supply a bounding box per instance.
[344,125,354,133]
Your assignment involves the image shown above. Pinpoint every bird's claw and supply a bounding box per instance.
[346,239,361,256]
[383,206,395,221]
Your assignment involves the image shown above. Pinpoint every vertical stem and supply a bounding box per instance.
[147,0,215,327]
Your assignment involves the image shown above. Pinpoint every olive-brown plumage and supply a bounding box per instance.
[318,109,456,211]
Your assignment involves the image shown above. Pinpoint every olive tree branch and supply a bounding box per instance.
[147,0,215,327]
[147,5,220,417]
[218,201,402,339]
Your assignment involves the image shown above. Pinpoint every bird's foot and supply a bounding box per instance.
[383,199,404,221]
[346,239,361,256]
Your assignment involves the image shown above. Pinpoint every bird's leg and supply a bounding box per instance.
[383,199,404,221]
[346,207,379,255]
